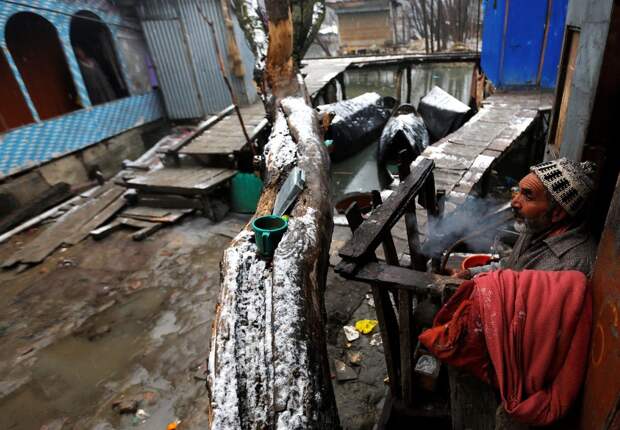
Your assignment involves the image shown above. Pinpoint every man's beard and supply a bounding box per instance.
[514,210,554,234]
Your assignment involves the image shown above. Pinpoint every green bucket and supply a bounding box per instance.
[231,172,263,213]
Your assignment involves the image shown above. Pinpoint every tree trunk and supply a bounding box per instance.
[421,0,430,54]
[208,1,338,429]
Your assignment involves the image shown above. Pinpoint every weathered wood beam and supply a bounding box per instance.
[335,261,459,296]
[207,1,338,428]
[338,158,434,261]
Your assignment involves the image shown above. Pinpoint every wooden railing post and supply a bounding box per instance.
[345,202,402,398]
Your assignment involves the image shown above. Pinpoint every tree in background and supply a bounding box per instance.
[408,0,482,53]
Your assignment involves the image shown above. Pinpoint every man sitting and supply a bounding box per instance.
[440,157,598,428]
[457,157,598,279]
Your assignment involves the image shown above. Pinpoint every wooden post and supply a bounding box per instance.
[399,151,426,271]
[395,67,403,104]
[345,203,402,398]
[337,72,347,101]
[406,66,412,104]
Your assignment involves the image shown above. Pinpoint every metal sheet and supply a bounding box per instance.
[480,0,507,86]
[136,0,256,120]
[141,18,204,118]
[540,0,569,88]
[501,0,547,86]
[481,0,569,89]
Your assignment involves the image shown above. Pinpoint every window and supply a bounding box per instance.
[0,50,34,132]
[70,11,128,105]
[6,12,80,120]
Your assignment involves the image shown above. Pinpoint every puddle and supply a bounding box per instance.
[151,311,179,342]
[0,287,168,430]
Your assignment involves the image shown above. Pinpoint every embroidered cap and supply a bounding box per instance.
[530,158,597,216]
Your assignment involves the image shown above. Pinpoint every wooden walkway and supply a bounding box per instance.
[179,103,267,157]
[421,91,553,215]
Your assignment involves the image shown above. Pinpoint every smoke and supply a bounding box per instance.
[422,195,514,258]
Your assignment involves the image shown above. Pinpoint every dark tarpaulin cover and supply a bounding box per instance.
[378,104,429,164]
[318,92,395,161]
[418,86,471,142]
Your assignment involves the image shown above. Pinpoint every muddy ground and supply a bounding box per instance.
[0,213,385,429]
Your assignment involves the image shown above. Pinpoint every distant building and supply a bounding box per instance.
[0,0,164,178]
[329,0,395,54]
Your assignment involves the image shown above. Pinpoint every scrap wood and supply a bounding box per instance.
[129,193,204,210]
[3,185,125,267]
[64,196,126,245]
[121,206,192,224]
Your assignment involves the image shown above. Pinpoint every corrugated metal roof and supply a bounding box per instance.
[136,0,256,120]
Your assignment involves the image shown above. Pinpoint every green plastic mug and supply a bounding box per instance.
[251,215,288,258]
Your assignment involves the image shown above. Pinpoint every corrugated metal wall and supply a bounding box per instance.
[136,0,257,120]
[480,0,569,89]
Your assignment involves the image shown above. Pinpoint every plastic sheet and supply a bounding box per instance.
[418,86,471,142]
[318,92,396,161]
[378,104,429,164]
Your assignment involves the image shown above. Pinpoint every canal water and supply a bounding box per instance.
[331,62,473,202]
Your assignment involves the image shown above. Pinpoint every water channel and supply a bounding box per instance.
[331,62,473,202]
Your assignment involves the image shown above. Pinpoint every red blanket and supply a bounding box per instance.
[419,270,591,425]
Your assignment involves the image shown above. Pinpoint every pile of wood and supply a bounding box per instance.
[119,167,235,221]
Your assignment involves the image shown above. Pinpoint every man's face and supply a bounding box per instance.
[511,173,553,233]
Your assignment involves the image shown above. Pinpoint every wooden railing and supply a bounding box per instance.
[335,156,461,427]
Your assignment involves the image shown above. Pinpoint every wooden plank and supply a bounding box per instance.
[124,167,236,196]
[336,261,460,296]
[181,118,269,156]
[345,203,402,397]
[3,185,125,266]
[399,289,413,403]
[449,368,497,430]
[121,206,190,223]
[371,190,399,265]
[338,158,434,261]
[64,196,126,245]
[132,193,205,210]
[166,104,236,154]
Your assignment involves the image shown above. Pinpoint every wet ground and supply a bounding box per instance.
[0,211,388,430]
[0,216,233,429]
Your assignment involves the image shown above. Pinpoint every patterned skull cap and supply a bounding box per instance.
[530,158,597,216]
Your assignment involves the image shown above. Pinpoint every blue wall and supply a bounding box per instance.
[481,0,569,89]
[0,0,164,177]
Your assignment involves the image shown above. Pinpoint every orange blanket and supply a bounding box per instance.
[419,270,591,425]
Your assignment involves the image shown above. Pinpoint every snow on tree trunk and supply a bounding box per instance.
[207,1,338,429]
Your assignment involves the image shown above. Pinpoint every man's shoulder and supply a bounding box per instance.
[542,224,596,276]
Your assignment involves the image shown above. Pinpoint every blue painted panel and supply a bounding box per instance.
[0,92,164,176]
[481,0,568,89]
[501,0,547,86]
[480,0,506,86]
[541,0,569,88]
